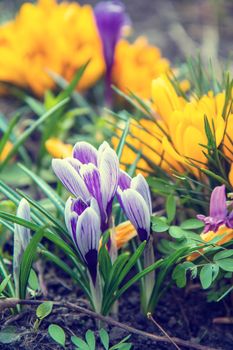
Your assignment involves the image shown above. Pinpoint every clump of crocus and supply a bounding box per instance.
[94,0,130,104]
[52,140,155,314]
[197,185,233,233]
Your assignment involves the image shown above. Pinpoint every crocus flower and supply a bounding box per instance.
[52,141,119,232]
[94,0,129,104]
[117,171,152,241]
[14,199,31,295]
[197,185,233,233]
[65,196,101,284]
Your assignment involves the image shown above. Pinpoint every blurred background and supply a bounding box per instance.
[0,0,232,68]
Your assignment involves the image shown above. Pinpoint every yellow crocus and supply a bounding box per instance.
[188,226,233,261]
[0,0,104,96]
[45,138,73,158]
[112,37,169,99]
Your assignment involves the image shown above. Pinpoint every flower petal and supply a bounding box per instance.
[73,141,97,165]
[131,173,152,215]
[98,142,119,207]
[209,185,227,218]
[94,1,128,72]
[119,188,151,241]
[118,170,131,190]
[52,159,90,200]
[76,207,101,283]
[15,198,31,251]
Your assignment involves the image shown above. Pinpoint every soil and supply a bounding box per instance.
[0,267,232,350]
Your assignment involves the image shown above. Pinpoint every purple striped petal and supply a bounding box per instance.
[131,174,152,215]
[118,188,151,241]
[73,141,98,165]
[209,185,227,218]
[76,207,101,284]
[118,170,131,190]
[98,142,119,207]
[52,159,90,201]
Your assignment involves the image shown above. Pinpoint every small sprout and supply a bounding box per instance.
[33,301,53,331]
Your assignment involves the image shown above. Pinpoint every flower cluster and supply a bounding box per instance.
[52,141,152,284]
[117,75,233,183]
[0,0,104,95]
[0,0,169,98]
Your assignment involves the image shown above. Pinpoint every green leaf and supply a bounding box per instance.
[215,258,233,272]
[0,98,69,170]
[181,219,204,230]
[48,324,66,348]
[19,227,44,299]
[166,195,176,223]
[85,330,96,350]
[99,329,109,350]
[0,327,21,344]
[71,335,89,350]
[36,301,53,320]
[116,119,130,161]
[172,262,194,288]
[0,275,12,295]
[213,249,233,261]
[28,269,40,291]
[169,226,187,240]
[151,217,169,232]
[200,264,219,289]
[18,163,65,215]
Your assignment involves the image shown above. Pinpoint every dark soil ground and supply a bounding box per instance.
[0,266,232,350]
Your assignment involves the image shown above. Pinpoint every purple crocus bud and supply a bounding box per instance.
[94,1,129,104]
[117,172,152,241]
[197,185,233,233]
[14,199,31,296]
[65,197,101,284]
[52,141,119,232]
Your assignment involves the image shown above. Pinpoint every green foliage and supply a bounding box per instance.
[34,301,53,331]
[48,324,66,348]
[71,329,132,350]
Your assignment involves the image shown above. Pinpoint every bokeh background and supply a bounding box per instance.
[0,0,232,69]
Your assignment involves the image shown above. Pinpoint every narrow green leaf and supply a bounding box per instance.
[166,195,176,223]
[18,163,65,214]
[0,98,69,170]
[116,119,130,161]
[19,227,44,299]
[0,275,12,295]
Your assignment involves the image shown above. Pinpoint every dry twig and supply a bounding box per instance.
[0,298,220,350]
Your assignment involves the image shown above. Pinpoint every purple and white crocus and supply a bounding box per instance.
[197,185,233,233]
[65,196,101,284]
[117,171,152,242]
[14,199,31,296]
[52,141,119,233]
[94,1,130,104]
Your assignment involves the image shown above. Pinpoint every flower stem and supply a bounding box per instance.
[142,236,155,314]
